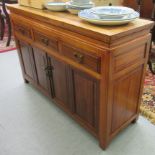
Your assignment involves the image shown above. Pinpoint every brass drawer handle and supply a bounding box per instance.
[41,37,49,46]
[19,28,26,35]
[74,52,84,63]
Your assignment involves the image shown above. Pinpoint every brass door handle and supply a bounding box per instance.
[44,66,53,77]
[74,52,84,63]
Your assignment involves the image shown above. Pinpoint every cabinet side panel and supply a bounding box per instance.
[110,34,151,135]
[111,67,142,133]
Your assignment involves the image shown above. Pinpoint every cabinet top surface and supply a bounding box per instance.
[8,4,154,42]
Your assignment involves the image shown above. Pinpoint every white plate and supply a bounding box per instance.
[66,1,94,8]
[78,9,139,25]
[79,18,137,25]
[70,0,92,5]
[67,8,80,14]
[45,2,66,11]
[91,6,134,17]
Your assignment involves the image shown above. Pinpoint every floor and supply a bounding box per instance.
[0,51,155,155]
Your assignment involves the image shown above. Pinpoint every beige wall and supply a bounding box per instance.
[45,0,123,6]
[93,0,123,6]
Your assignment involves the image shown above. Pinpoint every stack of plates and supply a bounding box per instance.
[66,0,94,14]
[78,6,140,25]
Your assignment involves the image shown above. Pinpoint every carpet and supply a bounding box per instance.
[0,25,16,53]
[141,69,155,124]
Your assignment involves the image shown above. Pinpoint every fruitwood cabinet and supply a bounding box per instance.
[8,4,154,149]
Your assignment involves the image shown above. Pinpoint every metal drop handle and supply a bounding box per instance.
[73,52,84,63]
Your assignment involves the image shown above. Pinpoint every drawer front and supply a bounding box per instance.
[14,24,32,39]
[60,43,101,73]
[34,31,58,51]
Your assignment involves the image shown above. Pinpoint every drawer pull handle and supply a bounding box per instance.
[19,28,25,35]
[74,52,84,63]
[41,38,49,46]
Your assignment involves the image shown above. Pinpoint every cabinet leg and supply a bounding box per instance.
[99,143,107,150]
[24,79,29,84]
[132,117,139,124]
[99,139,109,150]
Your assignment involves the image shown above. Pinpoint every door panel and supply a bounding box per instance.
[48,55,70,109]
[18,41,37,81]
[69,68,99,130]
[33,47,52,96]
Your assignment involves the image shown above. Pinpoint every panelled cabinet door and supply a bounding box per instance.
[68,67,99,130]
[48,55,71,110]
[17,41,37,82]
[33,47,53,96]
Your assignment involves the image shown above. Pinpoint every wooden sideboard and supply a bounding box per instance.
[8,4,154,149]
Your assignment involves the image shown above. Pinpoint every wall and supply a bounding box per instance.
[45,0,123,6]
[94,0,123,6]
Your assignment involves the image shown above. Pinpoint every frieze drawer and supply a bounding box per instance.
[60,43,101,73]
[14,24,32,39]
[33,31,58,52]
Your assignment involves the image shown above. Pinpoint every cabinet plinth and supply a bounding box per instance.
[9,4,154,149]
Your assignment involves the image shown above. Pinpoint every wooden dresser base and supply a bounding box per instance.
[8,4,154,149]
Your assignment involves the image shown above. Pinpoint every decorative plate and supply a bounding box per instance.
[66,1,94,9]
[78,9,139,26]
[91,6,134,17]
[45,2,66,11]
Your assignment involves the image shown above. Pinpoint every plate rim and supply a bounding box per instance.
[90,6,135,16]
[78,9,139,22]
[78,16,136,25]
[66,2,94,8]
